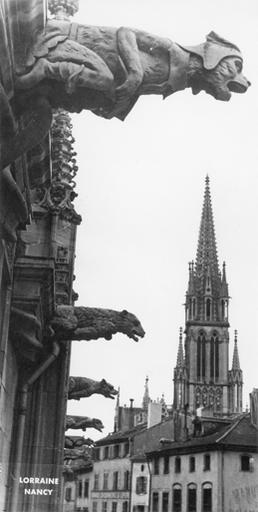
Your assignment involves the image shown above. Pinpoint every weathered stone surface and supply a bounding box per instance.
[66,415,104,432]
[0,20,250,169]
[50,306,145,342]
[65,436,94,448]
[68,376,118,400]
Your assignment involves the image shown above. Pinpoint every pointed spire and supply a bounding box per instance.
[196,175,220,283]
[221,261,229,297]
[176,328,185,368]
[142,376,151,412]
[232,330,241,370]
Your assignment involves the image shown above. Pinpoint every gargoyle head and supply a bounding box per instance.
[91,418,104,432]
[182,31,250,101]
[118,310,145,342]
[100,379,118,399]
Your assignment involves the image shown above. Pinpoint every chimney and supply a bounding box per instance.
[129,398,134,429]
[250,388,258,426]
[147,402,162,428]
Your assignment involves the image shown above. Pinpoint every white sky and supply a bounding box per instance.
[67,0,258,439]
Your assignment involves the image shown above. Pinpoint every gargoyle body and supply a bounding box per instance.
[64,446,91,460]
[68,376,118,400]
[1,25,250,169]
[66,415,104,432]
[50,306,145,342]
[65,436,94,448]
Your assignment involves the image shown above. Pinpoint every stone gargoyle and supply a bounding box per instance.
[66,415,104,432]
[65,436,94,448]
[49,306,145,342]
[68,376,118,400]
[1,26,250,170]
[64,446,91,460]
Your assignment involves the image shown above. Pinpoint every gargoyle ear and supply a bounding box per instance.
[121,310,128,316]
[100,379,107,384]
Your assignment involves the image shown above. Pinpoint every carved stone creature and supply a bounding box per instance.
[50,306,145,342]
[68,376,118,400]
[66,415,104,432]
[65,436,94,448]
[1,27,250,170]
[64,446,91,460]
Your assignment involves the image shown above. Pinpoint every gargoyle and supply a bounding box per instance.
[64,446,91,460]
[1,26,250,169]
[49,306,145,342]
[68,376,118,400]
[65,436,94,448]
[66,415,104,432]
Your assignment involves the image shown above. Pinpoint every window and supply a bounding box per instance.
[65,487,72,502]
[112,503,117,512]
[113,471,119,490]
[202,483,212,512]
[203,454,210,471]
[152,492,159,512]
[93,503,98,512]
[114,444,120,458]
[94,448,100,461]
[197,332,206,380]
[189,456,195,472]
[122,502,128,512]
[175,457,181,473]
[84,480,89,498]
[173,485,182,512]
[102,502,107,512]
[187,484,197,512]
[241,454,252,471]
[163,456,169,474]
[104,446,109,459]
[153,458,159,475]
[162,492,169,512]
[103,473,109,490]
[94,474,99,490]
[136,476,147,495]
[78,480,82,498]
[124,442,129,456]
[124,470,130,490]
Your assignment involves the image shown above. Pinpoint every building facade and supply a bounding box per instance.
[173,177,243,416]
[147,414,258,512]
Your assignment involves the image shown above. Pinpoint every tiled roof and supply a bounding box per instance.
[146,415,258,456]
[95,424,147,446]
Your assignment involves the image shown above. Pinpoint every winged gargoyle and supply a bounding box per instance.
[1,20,250,169]
[66,415,104,432]
[49,306,145,342]
[68,376,118,400]
[65,435,94,448]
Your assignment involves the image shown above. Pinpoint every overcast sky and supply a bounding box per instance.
[66,0,258,439]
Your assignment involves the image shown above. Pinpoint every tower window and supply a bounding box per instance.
[206,298,211,320]
[197,333,206,380]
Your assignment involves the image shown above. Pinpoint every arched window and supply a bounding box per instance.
[221,299,225,320]
[172,484,182,512]
[187,483,197,512]
[206,298,211,320]
[210,332,219,381]
[202,483,212,512]
[197,332,206,380]
[215,337,219,380]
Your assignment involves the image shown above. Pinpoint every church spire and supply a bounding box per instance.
[196,175,220,286]
[142,376,151,412]
[231,330,240,370]
[176,327,184,368]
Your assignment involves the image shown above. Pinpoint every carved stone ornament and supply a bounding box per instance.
[48,0,79,18]
[49,306,145,342]
[65,415,104,431]
[68,376,118,400]
[0,25,250,169]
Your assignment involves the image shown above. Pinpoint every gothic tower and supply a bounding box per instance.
[173,176,242,415]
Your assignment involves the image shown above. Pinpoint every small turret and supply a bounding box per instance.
[173,328,187,411]
[228,330,243,413]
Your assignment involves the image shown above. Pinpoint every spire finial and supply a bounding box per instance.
[176,327,184,367]
[232,330,241,370]
[142,376,151,412]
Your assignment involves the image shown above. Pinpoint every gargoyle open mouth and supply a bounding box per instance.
[227,81,248,94]
[130,328,145,342]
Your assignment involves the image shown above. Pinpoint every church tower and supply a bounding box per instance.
[173,176,242,415]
